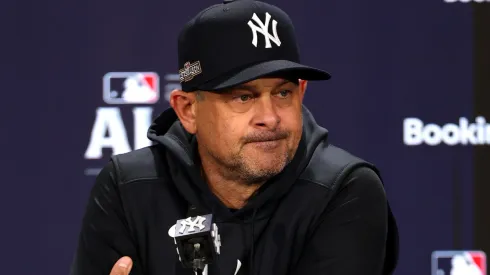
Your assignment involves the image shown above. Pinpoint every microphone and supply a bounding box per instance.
[173,207,221,275]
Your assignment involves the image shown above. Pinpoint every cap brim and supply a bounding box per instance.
[196,59,331,91]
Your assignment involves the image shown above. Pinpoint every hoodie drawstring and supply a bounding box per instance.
[249,207,259,275]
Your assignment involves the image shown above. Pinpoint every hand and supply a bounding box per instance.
[110,256,133,275]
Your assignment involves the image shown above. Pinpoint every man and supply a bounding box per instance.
[70,0,399,275]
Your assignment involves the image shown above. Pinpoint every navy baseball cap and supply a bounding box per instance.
[177,0,331,92]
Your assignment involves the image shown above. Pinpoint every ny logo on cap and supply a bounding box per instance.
[247,12,281,48]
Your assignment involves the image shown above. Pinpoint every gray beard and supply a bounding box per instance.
[205,147,291,185]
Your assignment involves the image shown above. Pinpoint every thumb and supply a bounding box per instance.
[110,256,133,275]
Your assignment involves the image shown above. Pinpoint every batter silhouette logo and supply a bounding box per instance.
[103,72,159,104]
[432,250,486,275]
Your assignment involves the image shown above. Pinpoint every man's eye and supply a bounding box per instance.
[278,90,292,98]
[235,94,253,102]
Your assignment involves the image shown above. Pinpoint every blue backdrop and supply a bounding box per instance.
[3,0,480,274]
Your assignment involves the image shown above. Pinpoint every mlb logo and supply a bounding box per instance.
[432,250,486,275]
[103,72,159,104]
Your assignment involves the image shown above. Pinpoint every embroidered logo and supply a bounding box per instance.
[247,12,281,48]
[179,61,202,83]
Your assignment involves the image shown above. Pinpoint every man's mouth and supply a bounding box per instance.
[250,137,284,142]
[245,132,289,144]
[247,138,284,150]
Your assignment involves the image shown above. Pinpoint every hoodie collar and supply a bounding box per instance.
[147,105,328,222]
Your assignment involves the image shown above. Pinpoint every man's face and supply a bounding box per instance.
[194,77,306,184]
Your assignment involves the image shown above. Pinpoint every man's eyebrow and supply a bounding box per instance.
[232,79,294,92]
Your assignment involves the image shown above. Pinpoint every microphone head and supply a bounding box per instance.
[173,214,221,268]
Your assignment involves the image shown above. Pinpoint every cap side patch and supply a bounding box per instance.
[179,61,202,83]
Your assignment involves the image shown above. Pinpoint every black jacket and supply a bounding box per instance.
[70,106,399,275]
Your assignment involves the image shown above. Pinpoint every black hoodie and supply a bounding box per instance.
[70,105,399,275]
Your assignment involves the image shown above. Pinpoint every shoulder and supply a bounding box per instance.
[299,143,383,192]
[109,145,167,185]
[339,166,386,201]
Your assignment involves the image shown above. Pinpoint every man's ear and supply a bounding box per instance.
[298,79,307,101]
[169,89,197,134]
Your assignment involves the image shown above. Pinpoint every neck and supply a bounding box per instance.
[198,153,263,210]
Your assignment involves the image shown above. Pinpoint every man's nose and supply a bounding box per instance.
[252,96,280,130]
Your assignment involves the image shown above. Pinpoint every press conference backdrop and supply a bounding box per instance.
[3,0,490,274]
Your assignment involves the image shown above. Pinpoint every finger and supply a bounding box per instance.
[109,256,133,275]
